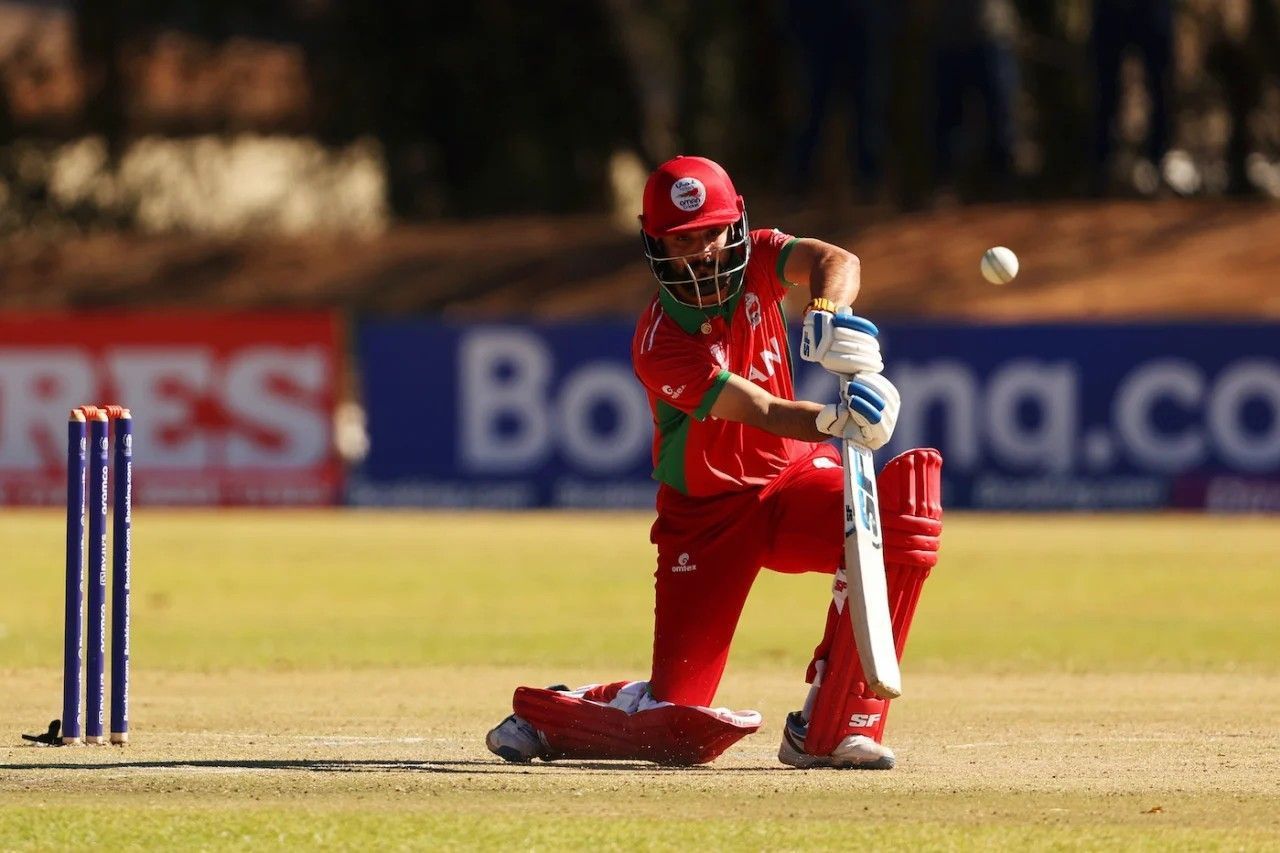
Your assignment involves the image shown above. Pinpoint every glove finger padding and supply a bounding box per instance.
[826,340,883,374]
[845,378,887,423]
[845,373,900,450]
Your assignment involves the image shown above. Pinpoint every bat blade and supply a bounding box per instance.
[841,439,901,700]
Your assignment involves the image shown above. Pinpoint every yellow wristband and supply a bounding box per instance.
[805,298,838,315]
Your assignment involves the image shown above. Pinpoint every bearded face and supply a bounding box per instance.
[644,218,750,308]
[661,227,730,304]
[638,156,752,309]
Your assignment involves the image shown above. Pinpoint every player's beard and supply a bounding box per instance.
[664,257,733,307]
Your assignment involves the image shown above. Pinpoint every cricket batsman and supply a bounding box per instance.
[486,155,943,769]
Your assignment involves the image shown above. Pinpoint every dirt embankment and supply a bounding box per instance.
[2,198,1278,320]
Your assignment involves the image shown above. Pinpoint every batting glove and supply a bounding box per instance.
[801,309,884,378]
[815,373,900,450]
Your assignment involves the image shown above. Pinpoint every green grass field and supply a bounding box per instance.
[2,510,1278,850]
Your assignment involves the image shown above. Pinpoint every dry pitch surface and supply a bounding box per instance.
[1,511,1277,850]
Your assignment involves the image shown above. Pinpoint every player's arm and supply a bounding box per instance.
[781,238,860,307]
[708,373,829,442]
[786,240,880,379]
[708,372,901,450]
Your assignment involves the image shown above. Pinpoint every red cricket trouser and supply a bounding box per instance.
[649,443,843,706]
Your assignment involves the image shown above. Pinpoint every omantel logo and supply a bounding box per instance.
[670,177,706,212]
[671,552,698,573]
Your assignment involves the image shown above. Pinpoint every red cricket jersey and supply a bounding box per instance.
[632,228,810,508]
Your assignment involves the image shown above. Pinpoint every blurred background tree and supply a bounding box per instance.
[1,0,1278,232]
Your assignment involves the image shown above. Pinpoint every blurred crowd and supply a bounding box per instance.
[1,0,1279,233]
[784,0,1280,206]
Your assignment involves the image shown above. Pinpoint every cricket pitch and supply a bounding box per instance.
[2,511,1277,850]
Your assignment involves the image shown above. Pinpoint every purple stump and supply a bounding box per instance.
[85,411,110,744]
[62,411,87,744]
[110,411,133,744]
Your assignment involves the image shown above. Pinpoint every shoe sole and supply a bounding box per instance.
[781,752,895,770]
[485,728,533,763]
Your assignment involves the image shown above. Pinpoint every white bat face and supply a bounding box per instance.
[843,440,901,700]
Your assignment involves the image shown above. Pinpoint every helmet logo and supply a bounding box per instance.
[670,177,706,212]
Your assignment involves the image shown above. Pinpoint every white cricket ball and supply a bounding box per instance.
[980,246,1019,285]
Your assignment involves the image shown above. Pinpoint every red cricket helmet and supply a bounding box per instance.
[639,155,751,308]
[640,155,744,237]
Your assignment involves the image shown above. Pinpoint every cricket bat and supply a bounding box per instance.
[840,437,902,700]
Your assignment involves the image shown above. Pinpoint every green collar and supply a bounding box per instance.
[657,282,746,334]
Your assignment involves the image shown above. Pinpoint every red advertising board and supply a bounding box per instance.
[0,313,343,506]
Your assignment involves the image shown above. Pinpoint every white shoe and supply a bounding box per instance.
[485,714,546,763]
[777,711,895,770]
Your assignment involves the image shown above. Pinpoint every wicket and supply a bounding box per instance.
[61,404,132,746]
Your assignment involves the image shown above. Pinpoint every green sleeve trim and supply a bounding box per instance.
[693,370,732,421]
[776,237,801,287]
[652,401,689,493]
[651,371,732,493]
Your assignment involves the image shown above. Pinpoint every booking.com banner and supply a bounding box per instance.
[353,320,1279,512]
[0,313,343,506]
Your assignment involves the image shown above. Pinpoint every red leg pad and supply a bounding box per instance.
[804,448,943,755]
[513,686,762,766]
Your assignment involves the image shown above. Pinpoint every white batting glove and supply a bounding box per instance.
[801,309,884,377]
[815,373,901,450]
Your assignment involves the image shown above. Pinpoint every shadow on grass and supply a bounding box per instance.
[1,758,772,774]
